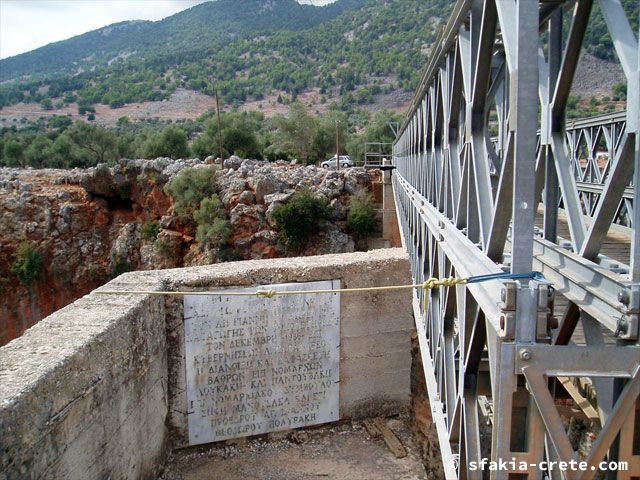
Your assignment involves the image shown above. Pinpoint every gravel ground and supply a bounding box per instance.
[159,416,427,480]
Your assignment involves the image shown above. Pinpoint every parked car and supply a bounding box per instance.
[321,155,353,169]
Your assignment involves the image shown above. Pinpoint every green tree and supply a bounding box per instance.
[68,121,117,164]
[613,83,627,101]
[193,111,263,159]
[25,134,53,167]
[48,115,73,130]
[315,109,349,162]
[2,138,24,167]
[271,188,329,251]
[49,133,76,168]
[140,125,190,159]
[347,190,377,241]
[40,97,53,110]
[269,102,319,164]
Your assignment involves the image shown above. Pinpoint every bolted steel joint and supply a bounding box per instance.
[614,318,629,337]
[618,289,630,306]
[519,348,532,361]
[500,282,517,311]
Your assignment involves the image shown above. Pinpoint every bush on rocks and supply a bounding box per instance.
[11,242,44,286]
[194,195,230,249]
[347,190,377,241]
[271,188,329,251]
[141,220,160,242]
[165,167,218,218]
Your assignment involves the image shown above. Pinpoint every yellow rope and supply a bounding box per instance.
[96,276,469,313]
[420,276,467,311]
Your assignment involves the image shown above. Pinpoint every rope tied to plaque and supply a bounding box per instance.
[96,271,544,311]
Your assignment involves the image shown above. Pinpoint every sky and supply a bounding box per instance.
[0,0,335,60]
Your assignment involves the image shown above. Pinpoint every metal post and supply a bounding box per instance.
[215,87,223,161]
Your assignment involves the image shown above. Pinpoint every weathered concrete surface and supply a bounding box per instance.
[163,248,415,446]
[160,416,426,480]
[0,276,168,480]
[0,248,414,479]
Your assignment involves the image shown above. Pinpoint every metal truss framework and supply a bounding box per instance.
[564,112,632,227]
[392,1,639,478]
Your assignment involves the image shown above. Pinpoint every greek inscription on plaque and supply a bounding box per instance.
[184,280,340,445]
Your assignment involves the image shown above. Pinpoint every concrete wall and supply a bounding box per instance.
[0,248,414,478]
[0,276,168,480]
[162,249,416,445]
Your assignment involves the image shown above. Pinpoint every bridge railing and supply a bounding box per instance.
[392,0,639,478]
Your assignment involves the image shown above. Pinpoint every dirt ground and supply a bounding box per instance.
[0,87,411,130]
[159,416,427,480]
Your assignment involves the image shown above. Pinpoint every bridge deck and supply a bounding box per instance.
[533,209,631,345]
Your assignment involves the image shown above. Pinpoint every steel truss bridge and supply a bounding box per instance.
[392,0,639,478]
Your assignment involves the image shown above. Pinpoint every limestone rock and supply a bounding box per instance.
[237,190,255,205]
[230,204,266,239]
[308,223,355,255]
[223,155,243,170]
[220,177,249,207]
[263,190,295,206]
[80,163,116,197]
[0,157,377,344]
[253,174,289,204]
[110,223,143,270]
[329,198,346,220]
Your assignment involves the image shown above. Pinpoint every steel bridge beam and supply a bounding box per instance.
[392,0,639,477]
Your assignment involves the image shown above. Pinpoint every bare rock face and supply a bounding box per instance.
[237,190,255,205]
[111,222,143,269]
[80,163,116,197]
[219,177,248,208]
[229,204,267,242]
[1,157,378,345]
[234,229,279,259]
[307,223,355,255]
[223,155,243,170]
[263,191,295,205]
[0,159,200,345]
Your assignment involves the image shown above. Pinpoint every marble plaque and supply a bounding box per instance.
[184,280,340,445]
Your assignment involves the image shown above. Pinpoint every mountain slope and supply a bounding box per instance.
[0,0,635,113]
[0,0,452,110]
[0,0,366,81]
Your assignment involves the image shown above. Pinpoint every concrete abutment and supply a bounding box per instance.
[0,248,432,479]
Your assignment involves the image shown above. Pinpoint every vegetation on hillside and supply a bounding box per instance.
[0,104,403,169]
[0,0,633,164]
[0,0,367,81]
[581,1,639,61]
[0,0,452,110]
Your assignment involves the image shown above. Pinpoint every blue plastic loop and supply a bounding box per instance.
[466,271,545,284]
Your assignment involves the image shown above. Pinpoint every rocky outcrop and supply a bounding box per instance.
[0,157,379,345]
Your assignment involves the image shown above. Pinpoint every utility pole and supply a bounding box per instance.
[214,87,223,161]
[335,120,340,171]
